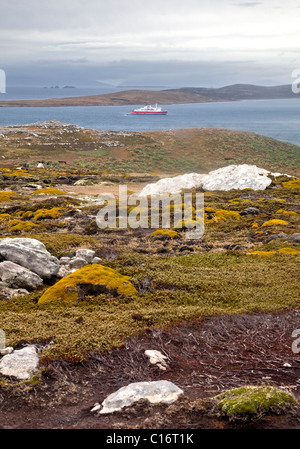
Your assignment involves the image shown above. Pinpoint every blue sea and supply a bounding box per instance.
[1,87,300,146]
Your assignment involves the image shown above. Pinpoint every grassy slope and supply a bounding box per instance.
[0,125,300,176]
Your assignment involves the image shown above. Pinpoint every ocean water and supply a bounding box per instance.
[0,87,300,146]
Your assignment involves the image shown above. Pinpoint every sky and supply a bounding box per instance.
[1,0,300,88]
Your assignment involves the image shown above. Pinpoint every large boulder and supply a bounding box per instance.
[0,238,59,279]
[0,261,43,290]
[139,164,285,196]
[99,380,183,414]
[139,173,207,196]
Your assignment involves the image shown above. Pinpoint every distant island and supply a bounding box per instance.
[0,84,298,107]
[43,85,76,89]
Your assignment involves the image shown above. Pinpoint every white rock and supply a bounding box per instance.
[91,257,102,264]
[139,164,285,196]
[283,362,292,368]
[202,165,275,191]
[0,283,29,300]
[68,257,87,270]
[59,257,71,265]
[145,350,169,370]
[0,261,43,290]
[0,238,49,253]
[75,249,95,263]
[0,345,39,380]
[99,380,183,414]
[0,239,59,279]
[57,265,73,278]
[139,173,207,196]
[91,403,101,412]
[37,163,44,169]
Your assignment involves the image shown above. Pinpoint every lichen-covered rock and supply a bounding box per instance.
[38,264,138,305]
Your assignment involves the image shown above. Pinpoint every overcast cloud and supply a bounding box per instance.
[1,0,300,87]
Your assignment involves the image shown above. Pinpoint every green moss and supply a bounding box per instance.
[214,386,297,418]
[38,264,138,305]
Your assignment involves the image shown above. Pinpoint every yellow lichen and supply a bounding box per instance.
[33,188,66,195]
[0,191,18,202]
[0,213,12,221]
[7,220,39,232]
[174,217,204,230]
[276,209,298,216]
[248,251,276,257]
[38,264,138,305]
[282,180,300,189]
[277,248,300,255]
[16,210,34,218]
[260,219,289,228]
[212,209,241,222]
[150,229,181,239]
[33,207,63,220]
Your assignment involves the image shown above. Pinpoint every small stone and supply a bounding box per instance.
[68,257,87,270]
[57,266,73,278]
[91,403,101,413]
[145,349,169,370]
[75,249,95,263]
[283,362,292,368]
[240,207,261,216]
[59,257,71,265]
[287,233,300,244]
[91,257,102,264]
[0,347,14,355]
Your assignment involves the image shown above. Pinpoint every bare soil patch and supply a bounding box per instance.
[1,310,300,429]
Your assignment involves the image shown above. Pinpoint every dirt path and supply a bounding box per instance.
[1,310,300,429]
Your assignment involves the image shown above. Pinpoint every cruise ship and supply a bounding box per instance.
[131,104,168,115]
